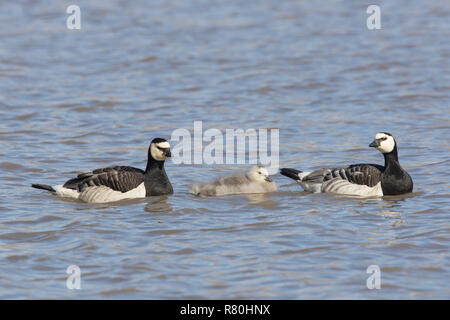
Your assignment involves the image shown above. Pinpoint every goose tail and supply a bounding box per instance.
[31,184,56,192]
[280,168,302,181]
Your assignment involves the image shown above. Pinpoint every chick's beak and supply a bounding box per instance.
[265,176,272,182]
[369,139,379,148]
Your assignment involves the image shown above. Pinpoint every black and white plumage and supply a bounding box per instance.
[280,132,413,197]
[32,138,173,203]
[189,165,277,197]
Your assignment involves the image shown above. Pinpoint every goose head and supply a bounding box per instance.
[149,138,172,162]
[247,165,272,183]
[369,132,396,154]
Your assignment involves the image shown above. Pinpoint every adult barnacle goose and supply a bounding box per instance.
[32,138,173,203]
[189,165,277,197]
[280,132,413,197]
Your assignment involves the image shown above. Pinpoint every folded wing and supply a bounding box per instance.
[301,164,383,196]
[63,166,145,193]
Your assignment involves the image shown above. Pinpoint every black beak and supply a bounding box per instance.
[265,177,272,182]
[369,139,379,148]
[164,149,171,157]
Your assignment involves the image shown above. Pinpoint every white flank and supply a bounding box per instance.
[53,185,80,199]
[296,171,323,193]
[298,180,322,193]
[298,171,311,180]
[321,180,383,197]
[53,183,146,203]
[79,182,146,203]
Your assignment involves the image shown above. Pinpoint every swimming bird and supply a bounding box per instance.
[32,138,173,203]
[280,132,413,197]
[189,165,277,196]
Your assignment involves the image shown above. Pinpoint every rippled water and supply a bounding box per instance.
[0,0,449,299]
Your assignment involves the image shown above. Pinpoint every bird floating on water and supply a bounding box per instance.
[189,165,277,197]
[32,138,173,203]
[280,132,413,197]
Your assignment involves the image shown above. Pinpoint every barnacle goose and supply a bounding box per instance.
[32,138,173,203]
[280,132,413,197]
[189,165,277,197]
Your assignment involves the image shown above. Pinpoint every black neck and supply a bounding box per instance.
[383,145,399,168]
[145,156,165,173]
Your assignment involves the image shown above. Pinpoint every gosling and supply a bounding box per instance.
[189,165,277,197]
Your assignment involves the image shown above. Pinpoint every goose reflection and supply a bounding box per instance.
[144,196,172,213]
[244,193,279,209]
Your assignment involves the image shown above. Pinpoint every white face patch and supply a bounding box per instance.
[375,133,387,140]
[157,141,170,149]
[150,141,171,161]
[375,133,395,153]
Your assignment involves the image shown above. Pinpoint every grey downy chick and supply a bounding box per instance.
[189,165,277,197]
